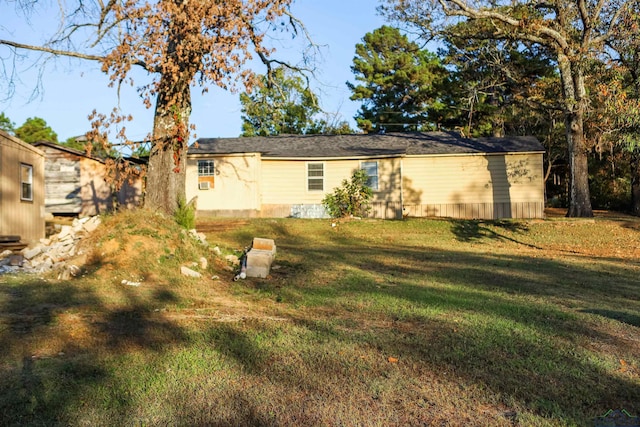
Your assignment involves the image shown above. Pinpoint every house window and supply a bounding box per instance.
[198,160,215,190]
[307,162,324,191]
[198,160,215,176]
[20,163,33,201]
[361,161,378,190]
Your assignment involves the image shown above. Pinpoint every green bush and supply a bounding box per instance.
[322,169,373,218]
[174,197,196,229]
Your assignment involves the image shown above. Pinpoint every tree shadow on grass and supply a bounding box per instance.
[450,219,542,248]
[0,275,190,426]
[580,308,640,327]
[230,227,640,425]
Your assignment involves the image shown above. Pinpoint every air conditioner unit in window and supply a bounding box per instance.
[198,181,210,190]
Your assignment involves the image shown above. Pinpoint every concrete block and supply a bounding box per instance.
[246,249,275,278]
[252,237,276,252]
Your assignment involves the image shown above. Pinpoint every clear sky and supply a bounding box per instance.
[0,1,386,143]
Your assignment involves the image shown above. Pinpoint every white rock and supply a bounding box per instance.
[57,225,73,240]
[180,266,202,278]
[83,217,101,233]
[22,246,42,260]
[199,257,208,270]
[0,250,13,259]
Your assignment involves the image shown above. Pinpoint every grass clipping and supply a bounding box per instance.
[77,209,214,285]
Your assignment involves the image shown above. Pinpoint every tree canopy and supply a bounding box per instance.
[240,67,354,136]
[14,116,58,144]
[240,67,322,137]
[347,25,449,133]
[0,112,15,135]
[1,1,313,214]
[381,0,639,217]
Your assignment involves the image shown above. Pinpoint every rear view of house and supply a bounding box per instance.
[187,132,545,220]
[0,130,45,244]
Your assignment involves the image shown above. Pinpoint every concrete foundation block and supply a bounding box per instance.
[245,243,276,278]
[252,238,276,253]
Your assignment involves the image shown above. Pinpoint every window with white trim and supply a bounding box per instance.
[197,160,215,190]
[307,162,324,191]
[361,161,378,190]
[198,160,215,176]
[20,163,33,201]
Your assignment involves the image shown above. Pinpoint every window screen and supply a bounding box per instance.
[20,163,33,201]
[361,161,378,190]
[307,162,324,191]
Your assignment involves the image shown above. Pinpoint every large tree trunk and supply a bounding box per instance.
[565,112,593,217]
[145,72,191,215]
[631,147,640,216]
[558,54,593,217]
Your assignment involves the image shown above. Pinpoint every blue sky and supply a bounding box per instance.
[0,1,386,143]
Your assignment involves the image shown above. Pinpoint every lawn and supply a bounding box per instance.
[0,210,638,426]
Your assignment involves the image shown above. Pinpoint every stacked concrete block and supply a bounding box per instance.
[246,237,276,278]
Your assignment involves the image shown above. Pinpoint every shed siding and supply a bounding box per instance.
[402,153,544,219]
[186,154,260,211]
[40,145,83,213]
[79,157,114,216]
[37,144,143,216]
[0,131,45,243]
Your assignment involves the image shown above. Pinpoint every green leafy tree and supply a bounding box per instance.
[606,6,640,215]
[0,112,15,134]
[440,24,567,203]
[15,117,58,143]
[322,169,374,218]
[240,67,323,136]
[347,25,450,133]
[440,24,558,137]
[382,0,637,217]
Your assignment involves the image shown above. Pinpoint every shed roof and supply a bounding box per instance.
[32,140,106,163]
[191,131,544,159]
[0,130,45,157]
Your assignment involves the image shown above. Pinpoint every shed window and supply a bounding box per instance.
[361,161,378,190]
[20,163,33,201]
[307,162,324,191]
[198,160,215,176]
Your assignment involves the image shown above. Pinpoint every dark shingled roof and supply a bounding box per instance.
[191,131,544,158]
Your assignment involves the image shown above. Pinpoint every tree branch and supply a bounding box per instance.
[440,0,570,51]
[0,38,150,70]
[0,39,105,62]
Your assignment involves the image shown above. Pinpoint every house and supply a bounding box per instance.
[186,131,545,220]
[0,130,46,244]
[32,141,144,217]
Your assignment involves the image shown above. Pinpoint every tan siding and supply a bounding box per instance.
[187,154,260,211]
[261,158,403,205]
[0,131,45,243]
[402,152,544,219]
[79,158,113,216]
[188,150,542,220]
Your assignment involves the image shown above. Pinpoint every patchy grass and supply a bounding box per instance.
[0,211,639,426]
